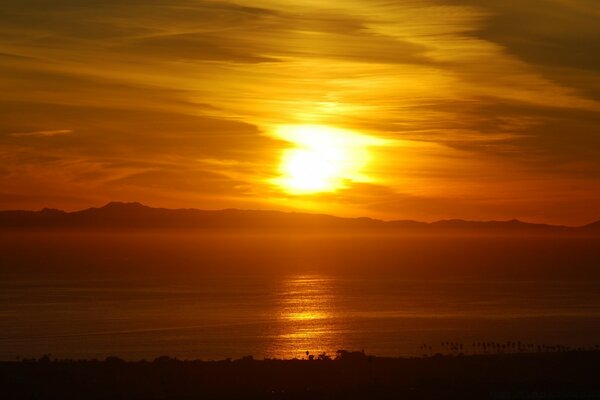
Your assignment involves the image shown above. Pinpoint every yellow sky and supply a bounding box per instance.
[1,0,600,224]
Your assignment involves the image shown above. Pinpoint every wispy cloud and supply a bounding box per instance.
[0,0,599,223]
[10,129,73,137]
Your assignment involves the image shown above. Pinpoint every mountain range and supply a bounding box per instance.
[0,202,598,234]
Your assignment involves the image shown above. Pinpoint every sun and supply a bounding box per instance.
[272,125,385,195]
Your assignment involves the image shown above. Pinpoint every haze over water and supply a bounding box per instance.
[2,232,599,361]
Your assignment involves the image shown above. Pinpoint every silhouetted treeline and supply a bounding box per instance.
[420,341,600,356]
[2,350,600,399]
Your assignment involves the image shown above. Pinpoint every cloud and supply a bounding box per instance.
[435,0,600,102]
[9,129,73,137]
[448,0,600,71]
[0,0,599,223]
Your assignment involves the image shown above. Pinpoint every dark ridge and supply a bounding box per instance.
[429,218,565,232]
[583,220,600,229]
[0,202,597,234]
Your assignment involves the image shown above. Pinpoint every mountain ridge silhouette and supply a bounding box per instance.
[0,201,597,233]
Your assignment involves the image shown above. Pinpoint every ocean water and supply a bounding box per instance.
[1,276,600,360]
[1,232,600,360]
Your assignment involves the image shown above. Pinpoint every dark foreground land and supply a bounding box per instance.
[2,351,600,400]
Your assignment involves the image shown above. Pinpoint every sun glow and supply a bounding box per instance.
[273,125,385,194]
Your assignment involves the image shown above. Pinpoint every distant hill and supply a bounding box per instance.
[582,220,600,230]
[0,202,598,234]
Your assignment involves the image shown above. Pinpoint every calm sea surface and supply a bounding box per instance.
[1,232,600,360]
[1,276,600,360]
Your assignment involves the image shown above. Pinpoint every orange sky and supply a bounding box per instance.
[1,0,600,225]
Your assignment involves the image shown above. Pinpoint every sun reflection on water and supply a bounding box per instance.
[286,311,328,321]
[265,275,343,359]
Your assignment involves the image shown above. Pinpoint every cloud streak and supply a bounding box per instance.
[0,0,599,224]
[10,129,73,137]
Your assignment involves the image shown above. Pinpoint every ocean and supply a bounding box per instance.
[1,232,599,360]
